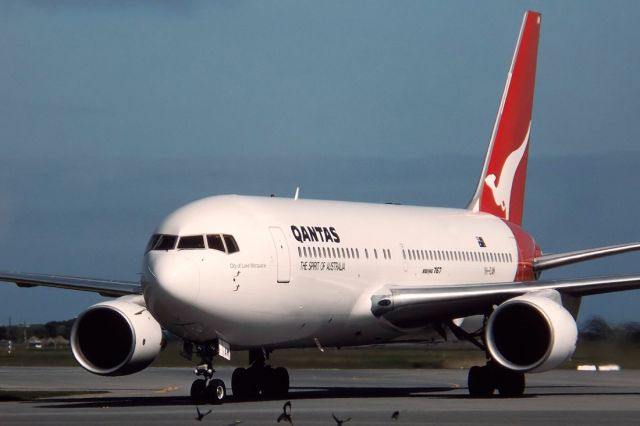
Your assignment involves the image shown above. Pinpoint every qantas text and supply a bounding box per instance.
[290,226,341,243]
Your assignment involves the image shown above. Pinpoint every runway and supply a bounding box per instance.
[2,367,640,425]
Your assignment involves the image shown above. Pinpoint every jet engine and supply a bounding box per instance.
[485,291,577,373]
[71,296,163,376]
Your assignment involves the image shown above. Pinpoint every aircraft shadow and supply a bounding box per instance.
[36,384,640,408]
[39,385,454,408]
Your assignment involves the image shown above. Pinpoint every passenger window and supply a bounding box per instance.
[298,247,302,258]
[178,235,205,250]
[207,234,226,252]
[365,248,369,259]
[223,235,239,254]
[374,249,378,259]
[332,247,337,258]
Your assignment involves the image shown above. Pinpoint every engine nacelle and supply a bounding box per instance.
[486,291,577,373]
[71,296,163,376]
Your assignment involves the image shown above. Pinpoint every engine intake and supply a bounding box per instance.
[71,296,163,376]
[486,291,577,373]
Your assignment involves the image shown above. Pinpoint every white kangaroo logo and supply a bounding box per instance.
[484,123,531,220]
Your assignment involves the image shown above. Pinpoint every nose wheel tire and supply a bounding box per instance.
[207,378,226,404]
[191,378,226,404]
[190,379,208,404]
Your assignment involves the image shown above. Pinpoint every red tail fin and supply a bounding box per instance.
[468,11,540,225]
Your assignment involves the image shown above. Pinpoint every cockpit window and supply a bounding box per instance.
[146,234,161,252]
[147,234,177,251]
[207,234,225,252]
[224,235,239,254]
[206,234,239,254]
[177,235,205,250]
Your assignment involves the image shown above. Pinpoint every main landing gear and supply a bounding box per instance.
[188,342,227,405]
[468,362,525,397]
[445,320,525,398]
[232,348,290,399]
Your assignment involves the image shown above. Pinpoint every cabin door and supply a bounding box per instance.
[269,227,291,283]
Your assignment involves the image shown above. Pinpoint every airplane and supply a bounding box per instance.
[3,10,640,404]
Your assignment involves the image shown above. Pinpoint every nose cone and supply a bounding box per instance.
[143,253,200,317]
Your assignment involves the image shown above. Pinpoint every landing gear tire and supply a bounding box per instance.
[468,366,494,397]
[468,365,526,398]
[232,367,250,399]
[232,366,289,399]
[496,369,525,397]
[207,378,226,404]
[260,367,277,398]
[190,379,208,404]
[274,367,289,397]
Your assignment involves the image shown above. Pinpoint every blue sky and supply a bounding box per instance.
[1,0,640,324]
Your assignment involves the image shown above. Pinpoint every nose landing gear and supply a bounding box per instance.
[188,342,227,404]
[231,348,290,399]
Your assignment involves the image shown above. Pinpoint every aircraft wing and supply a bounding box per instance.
[533,242,640,272]
[371,275,640,328]
[0,271,141,297]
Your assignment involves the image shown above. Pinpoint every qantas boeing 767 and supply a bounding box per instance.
[3,11,640,403]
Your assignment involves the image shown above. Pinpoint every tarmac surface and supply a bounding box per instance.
[1,367,640,425]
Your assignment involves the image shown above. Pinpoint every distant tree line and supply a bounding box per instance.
[0,319,75,342]
[579,315,640,343]
[1,315,639,344]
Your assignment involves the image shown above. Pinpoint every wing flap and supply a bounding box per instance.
[0,271,141,297]
[371,275,640,328]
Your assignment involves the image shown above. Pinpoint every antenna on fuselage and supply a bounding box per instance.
[294,186,300,200]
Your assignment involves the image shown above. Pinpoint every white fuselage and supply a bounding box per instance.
[141,195,521,349]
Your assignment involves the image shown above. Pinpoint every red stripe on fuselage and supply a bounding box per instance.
[502,219,540,281]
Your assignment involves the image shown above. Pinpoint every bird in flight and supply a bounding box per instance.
[277,400,293,425]
[332,413,352,425]
[195,406,212,421]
